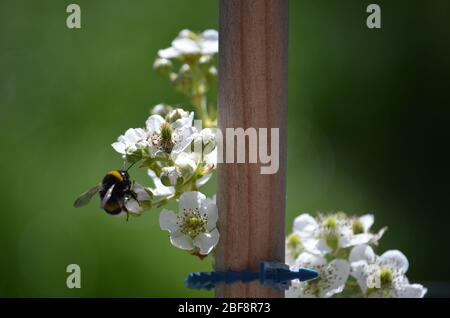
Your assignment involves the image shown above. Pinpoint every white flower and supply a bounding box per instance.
[286,253,350,298]
[349,244,427,298]
[145,113,196,158]
[151,103,173,117]
[153,58,172,75]
[123,182,152,214]
[111,128,148,156]
[292,213,386,255]
[159,29,218,59]
[159,192,219,255]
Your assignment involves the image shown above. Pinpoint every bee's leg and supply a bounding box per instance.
[129,190,140,206]
[119,199,130,222]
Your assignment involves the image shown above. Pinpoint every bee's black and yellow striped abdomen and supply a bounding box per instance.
[103,200,122,215]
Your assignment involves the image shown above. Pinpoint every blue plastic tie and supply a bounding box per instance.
[185,261,319,291]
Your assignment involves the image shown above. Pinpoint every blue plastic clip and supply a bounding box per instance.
[185,261,319,291]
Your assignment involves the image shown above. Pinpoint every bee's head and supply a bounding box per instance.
[119,170,130,182]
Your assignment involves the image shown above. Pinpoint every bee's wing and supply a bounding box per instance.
[100,183,116,209]
[73,184,102,208]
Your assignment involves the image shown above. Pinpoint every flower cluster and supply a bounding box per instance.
[160,192,219,256]
[153,29,218,127]
[286,212,427,298]
[109,29,219,258]
[103,28,426,289]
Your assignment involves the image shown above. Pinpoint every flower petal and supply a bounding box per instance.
[159,209,179,233]
[394,283,427,298]
[204,147,217,166]
[320,259,350,298]
[201,198,218,231]
[132,182,152,201]
[371,226,387,243]
[124,198,142,214]
[201,30,218,54]
[359,214,374,232]
[174,152,198,171]
[350,260,371,293]
[178,29,192,38]
[285,281,315,298]
[193,229,219,255]
[111,141,126,154]
[303,238,331,255]
[349,244,376,263]
[179,191,206,212]
[145,115,165,133]
[158,47,179,59]
[201,29,218,42]
[380,250,409,274]
[295,252,326,268]
[172,38,200,55]
[293,214,318,238]
[340,233,372,248]
[172,126,196,154]
[196,173,213,189]
[123,128,144,143]
[200,128,216,145]
[171,111,194,129]
[170,233,194,250]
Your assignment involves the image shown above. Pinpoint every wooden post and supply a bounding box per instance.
[216,0,289,298]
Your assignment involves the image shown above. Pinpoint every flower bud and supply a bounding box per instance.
[153,58,172,76]
[160,166,183,186]
[208,66,217,77]
[151,103,173,117]
[166,108,189,124]
[126,144,138,154]
[199,55,213,65]
[172,65,193,94]
[174,153,197,176]
[323,216,337,230]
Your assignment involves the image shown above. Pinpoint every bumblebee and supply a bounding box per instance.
[74,169,139,216]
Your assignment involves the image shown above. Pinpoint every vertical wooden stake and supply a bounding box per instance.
[216,0,289,298]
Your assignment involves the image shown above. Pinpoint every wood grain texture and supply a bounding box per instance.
[215,0,289,298]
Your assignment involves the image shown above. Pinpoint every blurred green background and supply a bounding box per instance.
[0,0,449,297]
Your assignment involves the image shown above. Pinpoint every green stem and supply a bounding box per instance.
[191,94,213,127]
[153,194,175,208]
